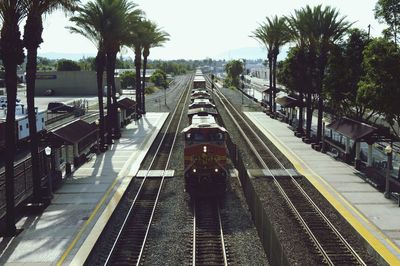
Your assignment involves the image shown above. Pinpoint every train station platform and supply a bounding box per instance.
[245,112,400,264]
[0,112,168,265]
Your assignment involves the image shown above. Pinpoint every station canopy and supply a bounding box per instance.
[47,120,98,146]
[117,97,136,116]
[275,95,303,108]
[326,117,394,143]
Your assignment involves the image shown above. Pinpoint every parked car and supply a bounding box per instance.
[0,96,22,108]
[47,102,75,113]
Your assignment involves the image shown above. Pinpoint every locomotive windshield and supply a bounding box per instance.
[186,132,224,142]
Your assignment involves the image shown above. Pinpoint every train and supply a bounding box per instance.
[182,71,229,196]
[0,106,46,151]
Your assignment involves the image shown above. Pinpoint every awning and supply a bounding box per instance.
[117,97,136,110]
[49,120,98,145]
[275,95,303,108]
[326,117,377,141]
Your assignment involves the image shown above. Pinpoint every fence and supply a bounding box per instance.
[0,150,47,219]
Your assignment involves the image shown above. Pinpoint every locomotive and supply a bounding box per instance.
[183,72,228,196]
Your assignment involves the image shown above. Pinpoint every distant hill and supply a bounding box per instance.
[38,52,96,60]
[214,46,288,61]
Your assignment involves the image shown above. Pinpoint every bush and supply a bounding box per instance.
[145,86,158,94]
[119,71,135,89]
[57,59,81,71]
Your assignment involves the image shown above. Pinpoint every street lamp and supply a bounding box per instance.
[384,145,392,199]
[44,146,53,199]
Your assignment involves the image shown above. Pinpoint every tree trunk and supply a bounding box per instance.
[142,47,149,114]
[272,54,278,113]
[24,13,43,203]
[105,55,113,144]
[26,47,42,203]
[108,50,120,138]
[95,51,106,150]
[134,46,142,115]
[0,16,25,235]
[268,53,273,113]
[306,92,312,139]
[297,91,304,134]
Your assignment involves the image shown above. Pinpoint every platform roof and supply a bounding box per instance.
[48,120,98,145]
[275,95,303,108]
[327,117,378,141]
[117,97,136,110]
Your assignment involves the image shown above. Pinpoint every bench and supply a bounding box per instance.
[326,150,339,159]
[391,192,400,207]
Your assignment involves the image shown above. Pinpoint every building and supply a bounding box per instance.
[35,71,121,96]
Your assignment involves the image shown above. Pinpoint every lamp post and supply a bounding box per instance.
[44,146,53,200]
[240,74,244,105]
[384,145,392,199]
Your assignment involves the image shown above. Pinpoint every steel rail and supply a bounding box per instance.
[213,84,366,265]
[104,74,193,266]
[192,199,228,266]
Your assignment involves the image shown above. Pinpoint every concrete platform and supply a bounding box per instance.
[0,112,168,265]
[246,112,400,265]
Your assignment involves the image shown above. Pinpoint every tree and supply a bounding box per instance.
[69,0,108,150]
[324,29,370,120]
[140,20,169,114]
[375,0,400,44]
[22,0,78,206]
[0,0,26,236]
[252,15,289,113]
[224,59,244,88]
[56,59,81,71]
[358,38,400,136]
[70,0,142,145]
[150,69,167,87]
[287,5,350,142]
[119,70,135,89]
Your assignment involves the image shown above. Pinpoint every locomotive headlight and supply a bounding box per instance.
[203,146,207,153]
[214,168,219,173]
[193,169,197,173]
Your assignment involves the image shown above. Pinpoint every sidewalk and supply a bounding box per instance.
[0,112,168,265]
[246,112,400,265]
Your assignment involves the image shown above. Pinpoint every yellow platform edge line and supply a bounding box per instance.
[57,113,168,266]
[248,113,400,265]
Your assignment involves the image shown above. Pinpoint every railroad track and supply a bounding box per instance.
[212,82,366,265]
[103,74,192,266]
[192,198,228,266]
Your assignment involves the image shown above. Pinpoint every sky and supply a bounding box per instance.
[38,0,386,60]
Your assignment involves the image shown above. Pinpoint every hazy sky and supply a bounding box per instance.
[38,0,385,60]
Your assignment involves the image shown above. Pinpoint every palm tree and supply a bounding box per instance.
[22,0,78,205]
[251,15,289,113]
[103,2,142,139]
[126,18,146,115]
[69,0,142,145]
[140,20,169,114]
[286,7,316,136]
[313,5,350,143]
[251,21,274,113]
[69,1,108,150]
[0,0,26,236]
[288,5,350,142]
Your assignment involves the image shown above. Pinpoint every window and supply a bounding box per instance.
[19,125,22,131]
